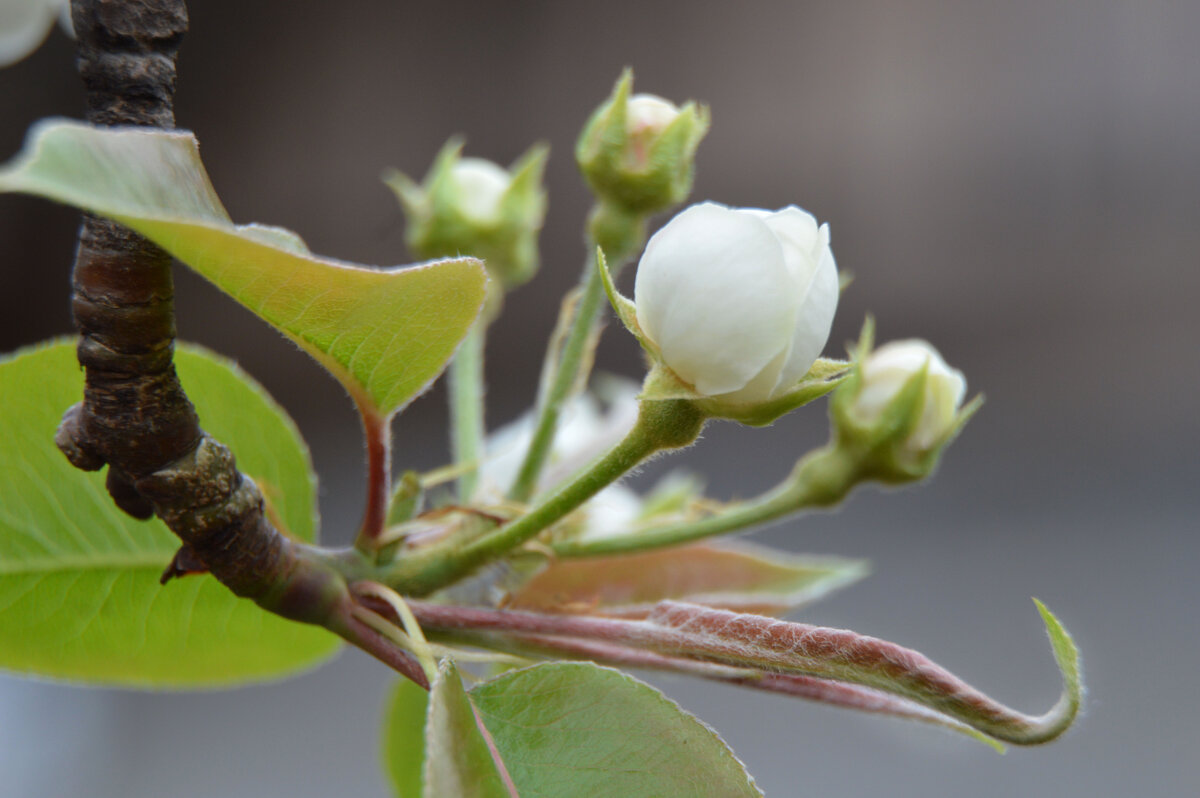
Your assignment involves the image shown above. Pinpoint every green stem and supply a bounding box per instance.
[551,442,863,558]
[391,399,703,595]
[449,321,486,502]
[507,256,608,503]
[508,201,645,504]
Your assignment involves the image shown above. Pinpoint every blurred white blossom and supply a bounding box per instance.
[479,379,642,540]
[0,0,71,68]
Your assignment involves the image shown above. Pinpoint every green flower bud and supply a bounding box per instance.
[384,138,548,291]
[576,69,709,215]
[831,326,978,483]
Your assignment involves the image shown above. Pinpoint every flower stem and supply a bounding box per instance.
[507,256,608,503]
[391,399,702,595]
[550,442,863,558]
[449,321,486,502]
[508,201,646,505]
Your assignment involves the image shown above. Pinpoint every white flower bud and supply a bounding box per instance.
[449,158,510,223]
[633,202,839,403]
[852,340,967,451]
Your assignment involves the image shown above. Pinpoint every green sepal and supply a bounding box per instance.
[637,359,850,427]
[596,246,656,356]
[387,470,425,527]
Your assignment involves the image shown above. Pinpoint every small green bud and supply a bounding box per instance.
[831,325,978,483]
[576,69,709,215]
[384,138,548,290]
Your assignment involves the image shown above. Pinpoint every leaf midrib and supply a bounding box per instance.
[0,551,170,576]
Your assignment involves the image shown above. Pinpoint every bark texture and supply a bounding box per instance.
[57,0,288,602]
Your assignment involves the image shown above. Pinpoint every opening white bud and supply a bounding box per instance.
[633,202,839,403]
[854,340,967,451]
[449,158,511,223]
[626,94,680,135]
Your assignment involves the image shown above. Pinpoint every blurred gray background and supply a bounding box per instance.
[1,1,1198,796]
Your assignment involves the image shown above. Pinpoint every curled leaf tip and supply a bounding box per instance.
[1027,598,1084,744]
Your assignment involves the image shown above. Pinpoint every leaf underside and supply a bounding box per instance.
[507,541,867,617]
[0,120,488,417]
[0,340,340,686]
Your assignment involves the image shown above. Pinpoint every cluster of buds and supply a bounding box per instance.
[600,197,972,475]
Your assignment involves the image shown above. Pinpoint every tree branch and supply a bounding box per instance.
[52,1,425,681]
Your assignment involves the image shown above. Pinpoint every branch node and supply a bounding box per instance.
[55,404,105,471]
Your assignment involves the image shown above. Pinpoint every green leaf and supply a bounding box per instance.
[470,662,761,797]
[507,542,867,618]
[0,120,487,417]
[425,662,516,798]
[0,340,340,686]
[383,677,430,798]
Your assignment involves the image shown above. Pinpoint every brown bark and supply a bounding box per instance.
[52,1,424,682]
[56,0,288,602]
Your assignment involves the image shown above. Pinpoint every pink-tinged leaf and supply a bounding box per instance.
[640,600,1081,745]
[472,631,1004,751]
[506,542,866,617]
[409,598,1082,747]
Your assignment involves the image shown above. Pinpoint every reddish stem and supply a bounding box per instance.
[330,598,429,688]
[355,408,392,549]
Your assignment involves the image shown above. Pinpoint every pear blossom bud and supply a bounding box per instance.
[0,0,70,67]
[633,202,839,404]
[852,341,966,450]
[832,337,972,480]
[384,139,548,290]
[576,70,709,214]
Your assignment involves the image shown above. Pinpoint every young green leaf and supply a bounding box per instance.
[424,662,517,798]
[469,662,761,797]
[0,340,340,686]
[0,120,488,418]
[383,677,430,798]
[506,542,867,617]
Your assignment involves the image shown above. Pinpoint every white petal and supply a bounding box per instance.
[627,94,679,133]
[578,484,643,541]
[450,158,509,222]
[775,222,839,389]
[635,203,795,396]
[0,0,62,67]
